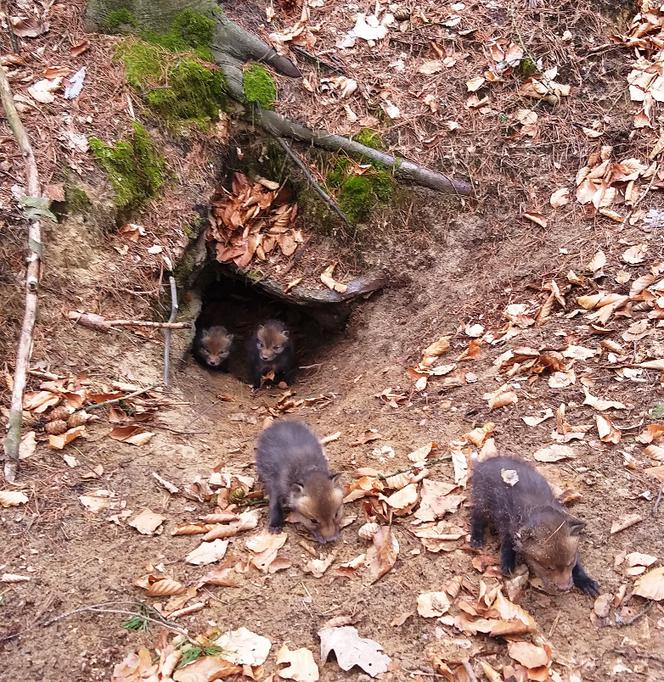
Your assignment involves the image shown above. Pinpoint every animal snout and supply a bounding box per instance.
[315,532,339,544]
[260,353,273,362]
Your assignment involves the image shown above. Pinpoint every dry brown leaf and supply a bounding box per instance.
[507,641,551,668]
[417,591,451,617]
[381,483,419,513]
[128,509,166,536]
[172,656,242,681]
[583,388,627,412]
[366,526,398,583]
[414,479,463,523]
[610,514,642,534]
[276,644,320,681]
[246,531,288,572]
[304,553,336,579]
[109,424,155,446]
[320,264,347,293]
[633,567,664,601]
[48,425,85,450]
[533,444,576,463]
[421,336,451,366]
[144,578,187,597]
[0,490,29,507]
[550,187,570,207]
[197,567,239,588]
[522,212,548,228]
[185,539,229,566]
[622,244,648,264]
[203,510,259,541]
[318,626,391,677]
[463,422,495,447]
[596,415,621,444]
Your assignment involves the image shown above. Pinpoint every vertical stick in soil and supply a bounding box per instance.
[0,64,43,483]
[163,276,179,386]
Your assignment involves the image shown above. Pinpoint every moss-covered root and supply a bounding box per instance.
[89,121,165,216]
[242,64,277,109]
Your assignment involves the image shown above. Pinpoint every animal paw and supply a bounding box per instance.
[268,524,284,534]
[469,535,484,549]
[576,575,600,597]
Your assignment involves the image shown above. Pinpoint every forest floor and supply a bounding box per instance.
[1,0,664,681]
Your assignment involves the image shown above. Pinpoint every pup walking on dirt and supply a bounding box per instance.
[247,320,295,388]
[255,420,344,543]
[470,455,599,596]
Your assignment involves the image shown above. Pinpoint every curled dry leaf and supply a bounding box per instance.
[414,479,464,523]
[417,591,451,617]
[501,469,519,486]
[203,510,260,541]
[507,641,551,668]
[550,187,570,207]
[583,389,627,412]
[533,444,576,463]
[421,336,451,366]
[633,567,664,601]
[109,424,155,446]
[0,490,29,507]
[304,553,336,578]
[622,244,648,264]
[198,567,239,588]
[246,531,288,572]
[320,264,347,294]
[463,422,494,447]
[366,526,399,583]
[381,483,419,513]
[610,514,642,534]
[596,415,621,444]
[276,645,320,681]
[522,409,554,427]
[172,656,242,682]
[185,539,229,566]
[318,626,391,678]
[128,509,166,536]
[144,578,187,597]
[214,627,272,666]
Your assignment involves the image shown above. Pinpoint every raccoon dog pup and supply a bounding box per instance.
[192,324,234,371]
[255,420,344,543]
[470,455,599,596]
[248,320,295,388]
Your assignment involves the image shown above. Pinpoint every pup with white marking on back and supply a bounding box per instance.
[470,455,599,596]
[255,420,344,543]
[247,319,295,388]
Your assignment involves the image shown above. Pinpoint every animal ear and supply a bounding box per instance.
[257,325,265,334]
[282,329,290,338]
[329,472,342,486]
[290,481,304,496]
[566,515,586,536]
[515,526,534,546]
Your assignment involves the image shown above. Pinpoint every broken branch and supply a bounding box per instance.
[275,136,353,228]
[1,64,44,483]
[67,310,191,332]
[163,275,178,387]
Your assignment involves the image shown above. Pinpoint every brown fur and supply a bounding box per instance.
[193,325,233,370]
[255,421,343,543]
[257,322,289,361]
[248,320,295,388]
[470,456,599,596]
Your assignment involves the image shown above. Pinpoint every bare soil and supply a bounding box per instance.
[2,1,664,681]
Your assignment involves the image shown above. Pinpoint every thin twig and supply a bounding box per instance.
[274,136,353,228]
[86,385,158,411]
[1,63,43,483]
[1,1,20,53]
[163,276,178,387]
[654,486,664,515]
[290,45,347,75]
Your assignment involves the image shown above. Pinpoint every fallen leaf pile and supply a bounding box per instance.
[207,172,302,269]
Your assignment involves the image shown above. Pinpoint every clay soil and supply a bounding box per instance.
[2,1,664,681]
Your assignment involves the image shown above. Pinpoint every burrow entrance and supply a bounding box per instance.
[187,262,354,387]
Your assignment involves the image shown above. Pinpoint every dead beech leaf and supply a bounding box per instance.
[185,539,229,566]
[109,424,155,446]
[550,187,570,207]
[417,591,451,617]
[0,490,29,507]
[622,244,648,264]
[583,388,627,412]
[203,510,259,541]
[304,553,336,578]
[23,390,60,412]
[320,264,347,294]
[246,531,288,572]
[487,389,518,410]
[421,336,451,366]
[533,444,576,462]
[381,483,419,512]
[507,641,551,668]
[522,409,554,427]
[596,415,621,444]
[48,425,85,450]
[70,40,91,57]
[633,567,664,601]
[144,578,187,597]
[213,627,272,666]
[463,422,495,447]
[172,656,242,681]
[501,469,519,486]
[276,644,320,681]
[318,626,391,677]
[414,479,463,523]
[366,526,398,583]
[610,514,642,534]
[10,16,49,38]
[587,250,607,273]
[522,212,548,228]
[128,509,166,536]
[197,567,239,588]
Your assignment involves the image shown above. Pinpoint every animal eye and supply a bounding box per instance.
[274,345,282,352]
[257,341,264,348]
[309,518,320,526]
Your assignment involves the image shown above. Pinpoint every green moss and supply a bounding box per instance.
[89,121,165,214]
[518,56,538,78]
[243,65,277,109]
[64,185,92,214]
[327,157,350,188]
[105,8,137,32]
[141,9,215,62]
[115,40,165,88]
[352,128,384,150]
[116,41,227,128]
